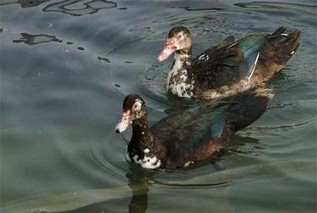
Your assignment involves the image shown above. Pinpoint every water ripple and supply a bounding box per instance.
[13,32,62,45]
[43,0,117,16]
[235,1,317,16]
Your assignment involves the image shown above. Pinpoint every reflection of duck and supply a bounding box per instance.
[158,26,301,99]
[115,88,272,170]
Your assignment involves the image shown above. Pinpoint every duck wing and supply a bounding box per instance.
[150,102,231,168]
[193,35,265,90]
[150,101,229,136]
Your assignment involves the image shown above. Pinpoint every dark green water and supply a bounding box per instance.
[0,0,316,212]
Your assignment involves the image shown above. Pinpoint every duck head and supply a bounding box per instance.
[158,26,193,62]
[115,94,146,133]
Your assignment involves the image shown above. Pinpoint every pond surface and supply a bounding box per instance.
[1,0,316,212]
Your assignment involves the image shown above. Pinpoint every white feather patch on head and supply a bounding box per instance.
[132,99,143,112]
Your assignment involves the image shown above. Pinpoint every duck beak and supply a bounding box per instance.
[158,38,176,62]
[115,111,131,133]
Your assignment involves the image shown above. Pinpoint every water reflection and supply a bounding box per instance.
[13,32,62,45]
[64,166,152,213]
[43,0,117,16]
[97,56,111,63]
[69,158,233,213]
[227,134,262,157]
[235,2,317,16]
[126,167,152,213]
[0,0,49,8]
[0,0,118,16]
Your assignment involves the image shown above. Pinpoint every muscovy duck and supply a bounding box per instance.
[115,88,272,170]
[158,26,301,99]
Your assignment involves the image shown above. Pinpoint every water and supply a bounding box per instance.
[0,0,316,212]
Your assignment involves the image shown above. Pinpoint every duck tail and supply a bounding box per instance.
[253,27,301,82]
[263,27,301,65]
[227,88,273,132]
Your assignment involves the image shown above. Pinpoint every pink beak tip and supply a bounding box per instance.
[157,55,164,62]
[157,46,175,62]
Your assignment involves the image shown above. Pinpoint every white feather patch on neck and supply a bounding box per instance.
[166,53,194,98]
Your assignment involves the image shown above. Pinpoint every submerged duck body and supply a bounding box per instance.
[115,89,272,170]
[158,26,301,100]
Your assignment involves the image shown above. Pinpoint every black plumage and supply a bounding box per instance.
[115,88,272,170]
[158,26,301,100]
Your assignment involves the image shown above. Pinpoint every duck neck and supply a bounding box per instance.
[166,51,195,98]
[130,115,154,151]
[128,116,153,158]
[131,117,149,140]
[129,115,163,169]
